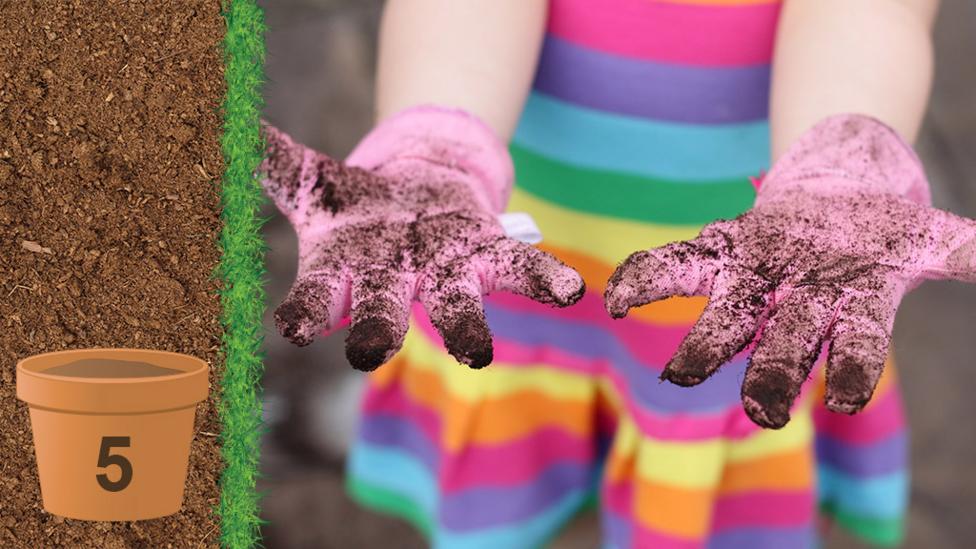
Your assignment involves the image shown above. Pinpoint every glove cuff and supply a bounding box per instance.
[756,114,931,206]
[346,105,514,213]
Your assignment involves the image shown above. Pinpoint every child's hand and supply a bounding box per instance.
[605,114,976,429]
[260,108,584,371]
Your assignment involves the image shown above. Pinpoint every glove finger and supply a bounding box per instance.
[274,269,348,347]
[260,120,348,219]
[419,268,493,369]
[661,267,772,387]
[742,286,839,429]
[479,238,585,307]
[824,278,904,414]
[345,270,414,372]
[604,229,729,319]
[259,121,309,212]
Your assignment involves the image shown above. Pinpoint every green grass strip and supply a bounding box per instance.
[217,0,267,547]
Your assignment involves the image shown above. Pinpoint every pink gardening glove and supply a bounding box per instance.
[259,106,584,371]
[606,114,976,429]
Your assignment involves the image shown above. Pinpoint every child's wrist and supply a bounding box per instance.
[757,113,931,206]
[346,104,514,213]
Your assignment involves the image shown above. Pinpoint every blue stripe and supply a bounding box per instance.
[535,35,771,124]
[817,464,908,519]
[484,300,746,414]
[513,92,770,182]
[349,440,438,516]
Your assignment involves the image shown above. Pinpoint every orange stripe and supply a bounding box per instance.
[605,445,637,484]
[719,447,813,493]
[812,356,897,409]
[636,480,715,539]
[538,241,708,324]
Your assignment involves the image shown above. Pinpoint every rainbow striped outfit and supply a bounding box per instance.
[347,1,909,547]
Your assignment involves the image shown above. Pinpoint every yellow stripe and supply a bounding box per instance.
[509,187,702,268]
[382,319,594,403]
[727,402,814,462]
[602,373,812,489]
[608,419,727,489]
[606,414,814,491]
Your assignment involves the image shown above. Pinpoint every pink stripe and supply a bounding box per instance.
[440,428,594,493]
[493,337,601,376]
[548,0,781,66]
[363,376,595,492]
[710,491,815,530]
[603,480,634,517]
[487,291,694,369]
[813,386,905,445]
[363,376,442,443]
[605,478,812,547]
[603,364,757,440]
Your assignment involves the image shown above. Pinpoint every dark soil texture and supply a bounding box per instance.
[0,1,225,547]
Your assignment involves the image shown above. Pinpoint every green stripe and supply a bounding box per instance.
[218,1,267,548]
[510,144,756,225]
[820,502,904,547]
[347,476,434,540]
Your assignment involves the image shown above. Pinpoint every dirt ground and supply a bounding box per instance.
[258,1,976,548]
[0,1,225,547]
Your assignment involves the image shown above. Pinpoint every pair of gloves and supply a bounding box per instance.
[260,106,976,429]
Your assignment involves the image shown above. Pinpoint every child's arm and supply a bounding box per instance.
[770,0,939,158]
[260,1,586,369]
[375,0,548,139]
[605,0,976,429]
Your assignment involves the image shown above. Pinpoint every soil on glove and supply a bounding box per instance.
[0,1,225,547]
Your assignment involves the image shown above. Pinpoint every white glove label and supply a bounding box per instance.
[498,212,542,244]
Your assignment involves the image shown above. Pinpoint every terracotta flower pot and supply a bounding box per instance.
[16,348,209,521]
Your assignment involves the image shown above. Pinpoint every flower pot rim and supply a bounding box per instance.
[16,348,210,414]
[17,347,207,385]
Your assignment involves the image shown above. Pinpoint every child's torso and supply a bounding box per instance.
[511,0,783,235]
[496,0,785,436]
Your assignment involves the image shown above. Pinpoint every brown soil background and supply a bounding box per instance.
[0,1,225,547]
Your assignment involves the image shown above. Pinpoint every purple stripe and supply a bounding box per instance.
[359,414,441,472]
[815,431,907,477]
[534,35,770,124]
[603,506,633,549]
[439,461,594,531]
[485,301,747,414]
[706,526,815,549]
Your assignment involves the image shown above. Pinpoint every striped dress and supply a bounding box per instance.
[347,0,909,547]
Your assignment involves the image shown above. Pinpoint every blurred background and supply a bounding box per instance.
[256,1,976,547]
